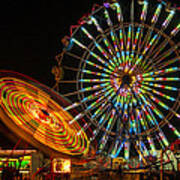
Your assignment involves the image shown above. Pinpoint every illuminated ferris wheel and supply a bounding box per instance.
[53,0,180,167]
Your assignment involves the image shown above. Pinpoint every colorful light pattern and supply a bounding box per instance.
[56,0,180,167]
[52,158,71,173]
[0,71,89,156]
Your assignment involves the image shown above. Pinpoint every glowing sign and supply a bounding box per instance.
[52,158,71,173]
[0,156,32,173]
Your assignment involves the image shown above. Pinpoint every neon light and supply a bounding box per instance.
[151,4,162,24]
[162,10,175,29]
[141,1,148,21]
[171,23,180,36]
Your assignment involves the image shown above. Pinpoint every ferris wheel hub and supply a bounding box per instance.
[122,74,132,86]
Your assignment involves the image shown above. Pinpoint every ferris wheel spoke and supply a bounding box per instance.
[134,141,148,166]
[81,27,117,67]
[138,96,159,129]
[99,110,117,151]
[112,122,125,144]
[65,85,112,111]
[155,56,180,72]
[79,78,110,83]
[171,23,180,36]
[139,140,150,157]
[86,87,114,108]
[138,24,152,55]
[129,90,150,130]
[142,30,159,56]
[146,85,175,102]
[147,28,179,66]
[119,28,126,62]
[128,111,136,135]
[140,81,178,91]
[82,69,110,77]
[138,66,180,78]
[167,123,180,138]
[132,34,159,72]
[77,122,92,136]
[124,140,130,160]
[135,109,146,132]
[140,0,148,22]
[158,130,170,147]
[90,89,124,122]
[90,110,112,142]
[132,27,141,56]
[133,108,141,134]
[92,113,113,145]
[162,9,175,30]
[104,8,125,66]
[127,25,134,70]
[109,4,127,70]
[130,93,153,130]
[147,136,157,156]
[64,51,83,61]
[139,27,154,58]
[141,88,180,119]
[146,42,180,72]
[142,34,161,67]
[89,16,119,65]
[85,92,114,113]
[109,29,122,65]
[72,38,114,71]
[139,2,162,61]
[129,33,160,74]
[147,40,168,65]
[128,55,143,74]
[77,87,116,122]
[137,0,150,50]
[85,60,115,75]
[94,104,112,125]
[142,91,178,131]
[135,25,144,58]
[152,3,163,24]
[104,4,125,53]
[155,134,165,150]
[79,82,111,93]
[141,34,161,69]
[124,25,133,72]
[111,140,125,158]
[133,91,161,127]
[138,82,176,102]
[138,76,180,82]
[138,90,165,122]
[135,140,149,166]
[91,101,112,121]
[109,139,121,158]
[114,1,123,23]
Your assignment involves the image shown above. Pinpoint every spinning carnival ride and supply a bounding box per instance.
[0,71,93,161]
[53,0,180,167]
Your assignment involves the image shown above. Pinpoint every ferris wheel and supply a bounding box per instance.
[53,0,180,168]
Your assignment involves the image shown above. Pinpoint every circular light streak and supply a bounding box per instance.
[0,71,90,156]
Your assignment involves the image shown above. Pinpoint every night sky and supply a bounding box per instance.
[0,0,179,148]
[0,0,103,87]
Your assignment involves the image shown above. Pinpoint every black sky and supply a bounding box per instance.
[0,0,103,87]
